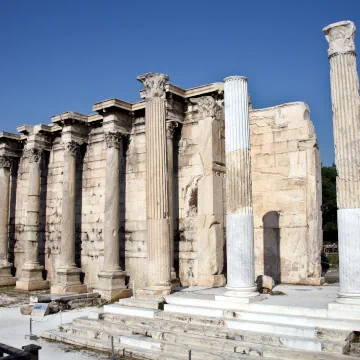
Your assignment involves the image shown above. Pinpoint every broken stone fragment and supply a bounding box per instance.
[256,275,275,293]
[20,304,34,315]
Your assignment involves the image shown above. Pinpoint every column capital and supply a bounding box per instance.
[63,141,80,156]
[323,20,356,58]
[26,148,43,163]
[137,72,169,100]
[0,155,11,169]
[166,121,178,139]
[190,96,223,119]
[104,132,125,149]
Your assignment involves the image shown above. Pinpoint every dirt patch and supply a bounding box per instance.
[0,286,49,308]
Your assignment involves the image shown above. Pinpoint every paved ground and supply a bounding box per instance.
[171,269,340,310]
[0,307,113,359]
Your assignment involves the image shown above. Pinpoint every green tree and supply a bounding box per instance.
[322,164,337,243]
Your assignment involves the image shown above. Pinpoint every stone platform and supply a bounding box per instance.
[41,284,360,359]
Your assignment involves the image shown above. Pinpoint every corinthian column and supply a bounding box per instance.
[0,156,16,286]
[51,141,86,294]
[323,21,360,306]
[218,76,261,302]
[166,121,179,284]
[93,132,129,301]
[137,72,172,299]
[16,149,49,290]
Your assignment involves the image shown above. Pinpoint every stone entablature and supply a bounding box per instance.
[0,76,323,291]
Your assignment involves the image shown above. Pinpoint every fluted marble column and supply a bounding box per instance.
[0,156,16,286]
[220,76,260,301]
[324,21,360,305]
[137,72,172,299]
[16,149,49,290]
[166,121,179,284]
[51,141,86,294]
[94,132,130,301]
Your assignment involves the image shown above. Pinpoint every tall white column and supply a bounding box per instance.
[323,21,360,306]
[0,156,16,286]
[51,141,86,294]
[219,76,261,302]
[16,148,49,290]
[136,72,172,300]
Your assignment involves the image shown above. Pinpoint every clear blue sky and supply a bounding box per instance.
[1,0,359,166]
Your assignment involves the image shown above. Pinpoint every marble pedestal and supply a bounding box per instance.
[51,267,87,294]
[16,264,49,291]
[0,264,16,286]
[95,270,132,301]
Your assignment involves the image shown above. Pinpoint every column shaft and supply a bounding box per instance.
[25,157,41,265]
[146,97,171,287]
[16,149,49,290]
[0,160,10,266]
[324,21,360,301]
[60,146,77,268]
[103,138,122,271]
[52,142,86,294]
[223,76,258,297]
[0,156,15,286]
[166,122,177,281]
[93,132,128,301]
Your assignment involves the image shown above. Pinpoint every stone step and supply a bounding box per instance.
[41,330,188,360]
[160,309,353,341]
[119,297,164,310]
[74,316,322,350]
[46,322,357,360]
[101,309,353,341]
[164,303,360,331]
[103,303,160,318]
[59,321,349,356]
[165,294,329,318]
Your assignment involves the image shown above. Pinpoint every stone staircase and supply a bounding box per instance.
[42,299,360,359]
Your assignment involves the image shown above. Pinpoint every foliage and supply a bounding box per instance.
[322,164,337,243]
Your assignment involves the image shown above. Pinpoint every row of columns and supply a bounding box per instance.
[3,29,358,306]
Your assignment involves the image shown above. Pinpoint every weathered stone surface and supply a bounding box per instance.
[250,102,323,285]
[256,275,275,293]
[324,21,360,305]
[2,76,322,292]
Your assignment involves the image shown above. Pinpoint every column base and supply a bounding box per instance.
[197,274,226,287]
[215,285,266,303]
[328,295,360,319]
[51,267,87,294]
[0,264,16,286]
[16,264,49,291]
[136,285,172,302]
[93,270,132,302]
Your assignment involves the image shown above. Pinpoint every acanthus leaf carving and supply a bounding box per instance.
[137,72,169,100]
[27,148,43,163]
[0,155,11,169]
[105,132,124,149]
[190,96,223,119]
[63,141,80,156]
[323,21,356,57]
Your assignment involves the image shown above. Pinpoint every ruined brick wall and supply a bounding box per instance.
[250,102,323,284]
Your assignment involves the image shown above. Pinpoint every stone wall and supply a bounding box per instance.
[5,97,322,290]
[250,102,322,284]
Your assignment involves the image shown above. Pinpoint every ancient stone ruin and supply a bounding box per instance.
[0,72,323,296]
[2,19,360,360]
